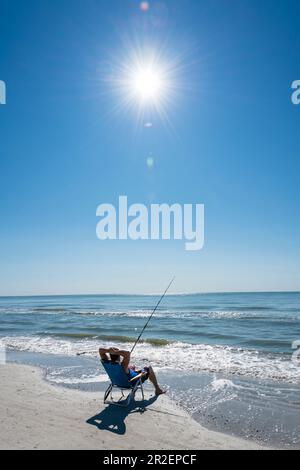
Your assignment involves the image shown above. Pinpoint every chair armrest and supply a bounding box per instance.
[129,372,147,382]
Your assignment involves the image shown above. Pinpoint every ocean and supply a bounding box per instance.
[0,292,300,448]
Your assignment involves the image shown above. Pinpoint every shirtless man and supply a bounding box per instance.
[99,346,165,396]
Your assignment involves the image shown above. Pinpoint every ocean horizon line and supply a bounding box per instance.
[0,289,300,299]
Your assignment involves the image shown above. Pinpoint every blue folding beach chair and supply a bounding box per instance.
[101,360,145,407]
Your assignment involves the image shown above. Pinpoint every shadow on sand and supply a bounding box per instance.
[86,395,158,435]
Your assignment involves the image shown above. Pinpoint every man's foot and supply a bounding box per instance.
[155,387,166,396]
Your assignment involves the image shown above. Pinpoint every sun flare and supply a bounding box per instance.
[100,43,186,130]
[132,65,164,101]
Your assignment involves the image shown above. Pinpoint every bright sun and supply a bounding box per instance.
[103,47,180,125]
[132,66,164,101]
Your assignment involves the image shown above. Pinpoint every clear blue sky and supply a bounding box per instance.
[0,0,300,295]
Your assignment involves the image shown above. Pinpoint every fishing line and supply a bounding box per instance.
[130,276,175,354]
[76,277,175,357]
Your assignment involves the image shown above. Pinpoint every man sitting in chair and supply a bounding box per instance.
[99,346,165,396]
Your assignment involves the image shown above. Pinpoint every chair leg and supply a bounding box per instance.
[127,391,134,406]
[104,385,135,407]
[103,382,146,407]
[104,384,112,404]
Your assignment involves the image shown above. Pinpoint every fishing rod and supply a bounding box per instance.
[76,277,175,357]
[130,276,175,354]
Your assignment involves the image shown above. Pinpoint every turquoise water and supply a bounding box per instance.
[1,292,300,381]
[1,292,300,447]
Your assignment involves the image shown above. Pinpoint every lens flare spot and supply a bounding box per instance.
[140,2,150,12]
[147,156,154,168]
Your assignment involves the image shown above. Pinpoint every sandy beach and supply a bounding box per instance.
[0,363,268,450]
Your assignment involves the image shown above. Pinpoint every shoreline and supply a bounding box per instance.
[0,363,269,450]
[1,290,299,298]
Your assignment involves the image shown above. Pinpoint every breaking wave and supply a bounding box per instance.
[1,334,300,384]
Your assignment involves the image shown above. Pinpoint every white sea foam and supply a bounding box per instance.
[211,378,241,392]
[1,335,300,384]
[46,372,108,385]
[0,307,276,319]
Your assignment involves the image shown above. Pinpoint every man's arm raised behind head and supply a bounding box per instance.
[99,347,110,361]
[99,347,130,367]
[118,349,131,373]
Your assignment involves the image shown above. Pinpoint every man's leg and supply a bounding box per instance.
[148,366,166,396]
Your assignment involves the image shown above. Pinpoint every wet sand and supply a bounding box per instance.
[0,363,269,450]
